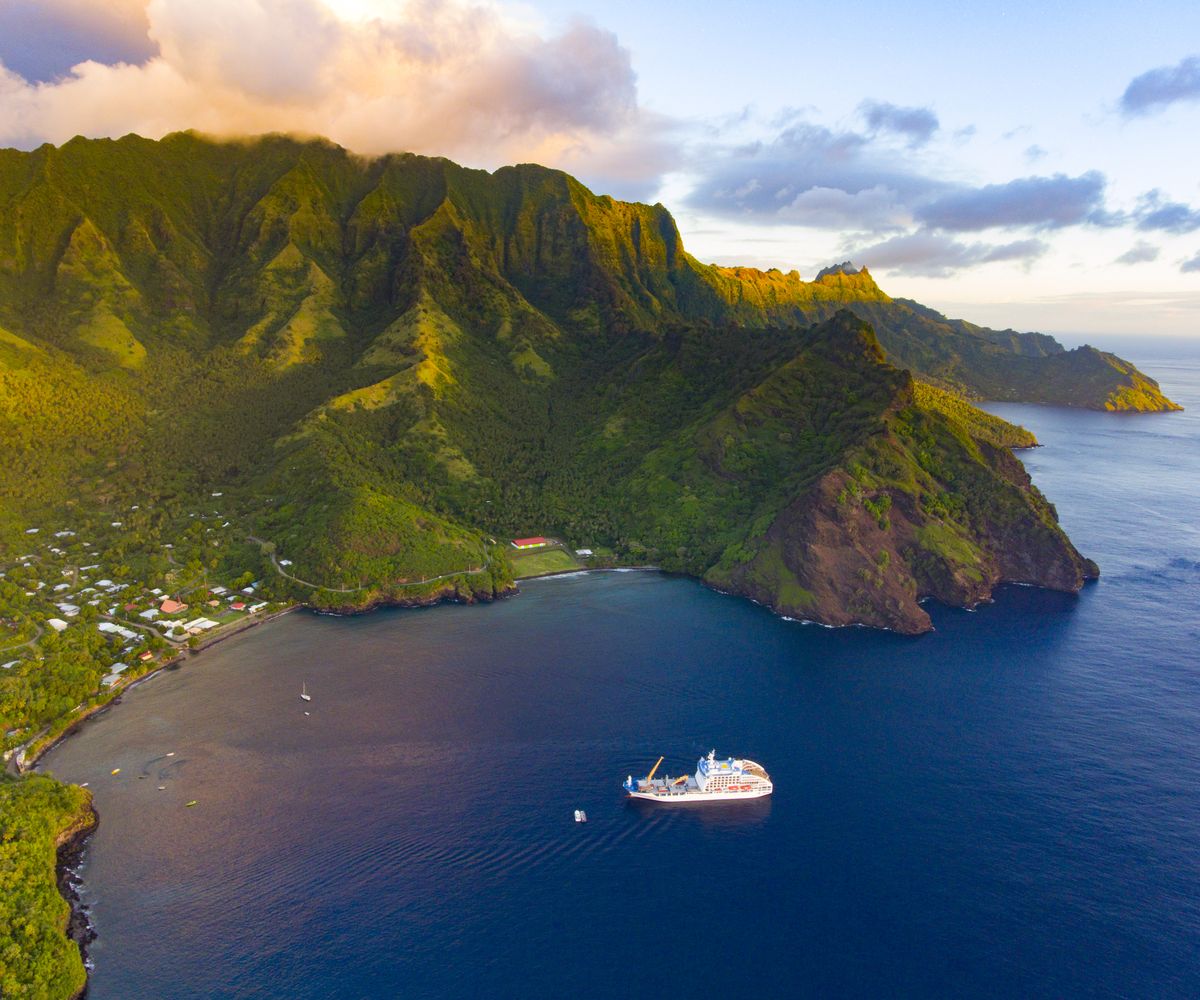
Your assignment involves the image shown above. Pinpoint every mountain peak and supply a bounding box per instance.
[815,261,862,280]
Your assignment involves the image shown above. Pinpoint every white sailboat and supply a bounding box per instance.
[300,682,311,702]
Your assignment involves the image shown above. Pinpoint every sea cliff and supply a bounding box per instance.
[0,774,96,1000]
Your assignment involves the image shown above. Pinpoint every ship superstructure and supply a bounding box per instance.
[623,750,773,802]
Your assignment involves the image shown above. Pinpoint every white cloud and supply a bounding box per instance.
[0,0,667,195]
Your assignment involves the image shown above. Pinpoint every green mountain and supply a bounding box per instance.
[0,131,1177,632]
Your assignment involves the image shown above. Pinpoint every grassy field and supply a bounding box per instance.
[509,546,582,579]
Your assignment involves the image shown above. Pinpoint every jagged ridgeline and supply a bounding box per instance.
[0,132,1175,630]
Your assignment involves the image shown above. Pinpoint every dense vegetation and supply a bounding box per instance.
[0,773,93,1000]
[0,130,1171,997]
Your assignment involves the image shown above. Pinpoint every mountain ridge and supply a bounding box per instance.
[0,131,1177,637]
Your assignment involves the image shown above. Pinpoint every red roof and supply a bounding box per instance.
[160,598,186,614]
[512,536,548,546]
[231,601,246,610]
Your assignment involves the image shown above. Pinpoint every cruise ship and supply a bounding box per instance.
[623,750,773,802]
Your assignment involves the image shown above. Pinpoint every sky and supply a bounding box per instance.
[1,0,1198,336]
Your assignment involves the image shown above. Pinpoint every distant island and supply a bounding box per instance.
[0,131,1182,996]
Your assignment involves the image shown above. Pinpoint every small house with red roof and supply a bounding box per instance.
[160,598,187,614]
[511,537,548,550]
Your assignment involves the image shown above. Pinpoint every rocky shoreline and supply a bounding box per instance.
[55,800,99,998]
[313,578,518,616]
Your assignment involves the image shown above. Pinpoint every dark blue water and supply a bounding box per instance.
[42,355,1200,999]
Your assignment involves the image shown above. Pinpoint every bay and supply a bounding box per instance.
[41,353,1200,999]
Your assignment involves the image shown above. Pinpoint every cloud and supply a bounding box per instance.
[858,99,938,146]
[0,0,154,82]
[1120,54,1200,116]
[0,0,669,197]
[914,172,1110,231]
[1183,251,1200,274]
[685,114,1121,243]
[1114,241,1159,265]
[1024,144,1047,162]
[1132,190,1200,234]
[686,120,944,231]
[849,231,1046,277]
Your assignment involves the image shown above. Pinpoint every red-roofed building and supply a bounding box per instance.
[231,600,247,611]
[139,651,154,662]
[160,598,187,614]
[511,537,548,550]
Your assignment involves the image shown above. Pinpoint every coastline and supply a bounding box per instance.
[18,605,301,775]
[56,799,100,995]
[28,567,645,773]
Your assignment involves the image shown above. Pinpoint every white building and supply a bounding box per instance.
[182,617,219,631]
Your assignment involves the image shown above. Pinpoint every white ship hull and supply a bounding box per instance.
[626,787,772,803]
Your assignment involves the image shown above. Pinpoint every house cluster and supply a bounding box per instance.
[152,584,267,639]
[4,501,282,700]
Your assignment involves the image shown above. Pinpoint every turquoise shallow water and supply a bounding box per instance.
[41,354,1200,999]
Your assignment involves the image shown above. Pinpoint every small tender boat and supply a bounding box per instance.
[624,750,773,803]
[111,768,121,775]
[574,809,588,823]
[185,800,198,807]
[300,682,311,702]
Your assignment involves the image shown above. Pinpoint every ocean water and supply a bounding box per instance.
[41,354,1200,999]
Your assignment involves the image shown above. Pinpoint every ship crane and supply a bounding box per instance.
[644,756,664,785]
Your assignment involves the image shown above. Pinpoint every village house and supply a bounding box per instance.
[102,662,131,687]
[511,537,549,550]
[182,617,219,632]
